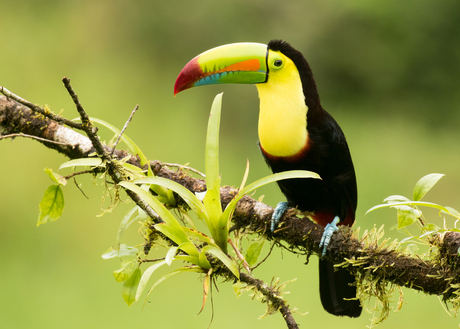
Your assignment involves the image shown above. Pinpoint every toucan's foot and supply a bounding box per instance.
[319,216,340,257]
[271,201,289,232]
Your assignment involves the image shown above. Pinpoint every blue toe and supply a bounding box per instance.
[319,216,340,256]
[271,201,289,232]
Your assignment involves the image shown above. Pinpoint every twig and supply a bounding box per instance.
[73,177,89,199]
[59,79,163,224]
[228,238,251,274]
[0,133,74,147]
[61,78,92,127]
[239,273,299,329]
[0,86,84,130]
[251,242,275,271]
[139,257,166,263]
[163,162,206,178]
[111,104,139,156]
[61,77,109,160]
[64,169,97,180]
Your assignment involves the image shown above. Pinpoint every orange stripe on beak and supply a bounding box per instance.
[215,59,261,74]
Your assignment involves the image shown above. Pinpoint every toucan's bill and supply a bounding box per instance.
[174,43,269,95]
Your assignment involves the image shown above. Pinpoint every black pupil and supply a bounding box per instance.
[274,59,283,67]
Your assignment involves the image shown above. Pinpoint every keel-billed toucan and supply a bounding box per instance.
[174,40,361,318]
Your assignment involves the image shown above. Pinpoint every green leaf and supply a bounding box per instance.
[383,195,410,203]
[198,249,212,270]
[122,162,145,174]
[44,168,67,186]
[119,181,195,253]
[135,261,168,302]
[101,248,119,260]
[117,206,140,246]
[221,170,319,227]
[202,187,225,249]
[165,188,177,206]
[181,212,198,231]
[122,163,148,181]
[122,268,141,306]
[133,176,208,223]
[118,244,140,257]
[73,116,155,179]
[59,158,102,170]
[367,201,460,219]
[175,255,203,267]
[203,184,222,221]
[239,170,320,196]
[391,224,412,236]
[421,223,441,234]
[202,245,239,279]
[203,187,222,221]
[400,236,415,244]
[405,243,419,255]
[442,206,460,218]
[101,244,139,259]
[82,117,150,168]
[233,281,248,297]
[144,266,205,304]
[413,173,444,201]
[153,224,198,257]
[37,185,65,226]
[205,93,223,195]
[113,259,138,282]
[177,242,200,258]
[245,239,265,267]
[238,159,250,191]
[397,206,420,229]
[182,227,217,247]
[165,247,178,266]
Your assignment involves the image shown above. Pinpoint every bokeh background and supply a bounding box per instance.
[1,0,460,328]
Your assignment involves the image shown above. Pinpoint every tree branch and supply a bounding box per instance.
[239,273,299,329]
[0,92,162,224]
[0,89,301,327]
[0,133,74,146]
[0,86,84,130]
[61,77,110,161]
[2,88,460,323]
[111,104,139,156]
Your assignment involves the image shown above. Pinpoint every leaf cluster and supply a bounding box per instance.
[368,173,460,251]
[38,93,317,315]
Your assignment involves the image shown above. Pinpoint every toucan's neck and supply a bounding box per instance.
[256,70,308,157]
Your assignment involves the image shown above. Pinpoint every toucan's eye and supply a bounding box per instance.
[268,53,285,70]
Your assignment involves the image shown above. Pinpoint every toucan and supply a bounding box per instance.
[174,40,362,318]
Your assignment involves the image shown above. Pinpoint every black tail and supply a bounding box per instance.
[318,259,362,317]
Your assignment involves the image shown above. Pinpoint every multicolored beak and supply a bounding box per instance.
[174,42,268,95]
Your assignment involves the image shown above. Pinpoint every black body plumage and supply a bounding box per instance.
[263,40,361,317]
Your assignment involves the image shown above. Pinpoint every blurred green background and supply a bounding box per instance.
[1,0,460,328]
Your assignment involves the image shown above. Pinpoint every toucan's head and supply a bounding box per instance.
[174,40,321,111]
[174,40,323,158]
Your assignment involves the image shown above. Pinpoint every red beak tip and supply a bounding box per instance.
[173,82,182,96]
[173,86,182,96]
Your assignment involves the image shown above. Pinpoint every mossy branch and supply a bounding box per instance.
[2,86,460,323]
[0,87,300,328]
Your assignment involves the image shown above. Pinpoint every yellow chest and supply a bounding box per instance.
[256,73,308,157]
